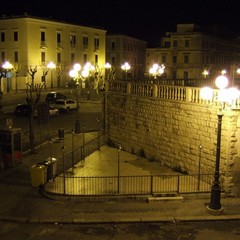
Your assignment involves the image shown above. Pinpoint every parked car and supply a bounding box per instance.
[34,105,60,118]
[14,103,31,116]
[53,99,77,112]
[45,92,67,103]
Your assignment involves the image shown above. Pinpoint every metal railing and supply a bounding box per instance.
[43,132,216,197]
[44,173,215,196]
[55,133,105,177]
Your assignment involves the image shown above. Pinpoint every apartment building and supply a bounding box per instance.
[146,23,240,84]
[106,34,147,80]
[0,14,106,92]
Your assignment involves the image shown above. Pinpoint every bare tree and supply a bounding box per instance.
[13,64,21,93]
[56,64,63,89]
[26,66,44,153]
[41,67,49,90]
[0,67,6,113]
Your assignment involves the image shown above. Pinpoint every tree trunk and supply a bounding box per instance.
[28,113,35,154]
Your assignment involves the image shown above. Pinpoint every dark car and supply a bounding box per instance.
[14,103,31,116]
[45,92,67,104]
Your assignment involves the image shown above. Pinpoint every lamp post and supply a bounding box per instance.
[47,61,56,89]
[96,117,100,150]
[82,124,85,162]
[101,62,112,131]
[2,61,13,93]
[121,62,131,79]
[200,73,240,215]
[105,62,111,81]
[71,129,75,174]
[69,63,89,133]
[149,64,165,79]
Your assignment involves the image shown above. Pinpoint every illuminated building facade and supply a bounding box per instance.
[0,14,106,91]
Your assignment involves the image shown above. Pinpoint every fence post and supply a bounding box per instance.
[153,84,158,98]
[151,175,153,195]
[71,130,75,174]
[177,175,180,193]
[117,146,121,194]
[127,82,131,94]
[82,124,85,161]
[185,87,193,102]
[62,145,66,195]
[96,117,100,150]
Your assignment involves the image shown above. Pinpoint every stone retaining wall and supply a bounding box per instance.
[106,92,240,197]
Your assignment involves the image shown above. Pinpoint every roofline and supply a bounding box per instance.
[0,13,106,31]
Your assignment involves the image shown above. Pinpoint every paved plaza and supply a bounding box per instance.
[1,131,240,223]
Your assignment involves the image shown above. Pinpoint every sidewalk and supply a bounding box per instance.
[1,131,240,224]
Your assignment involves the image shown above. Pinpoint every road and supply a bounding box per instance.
[1,220,240,239]
[0,89,102,151]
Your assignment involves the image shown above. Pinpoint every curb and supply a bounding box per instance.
[1,215,240,224]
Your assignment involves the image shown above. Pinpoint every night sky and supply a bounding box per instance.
[1,0,240,47]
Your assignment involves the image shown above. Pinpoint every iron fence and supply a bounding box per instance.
[43,132,216,197]
[55,133,105,176]
[44,173,215,196]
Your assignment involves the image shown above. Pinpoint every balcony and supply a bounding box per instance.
[40,41,47,49]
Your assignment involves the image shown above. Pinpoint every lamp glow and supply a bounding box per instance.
[73,63,81,71]
[149,64,165,78]
[215,75,228,89]
[200,87,213,101]
[2,61,13,70]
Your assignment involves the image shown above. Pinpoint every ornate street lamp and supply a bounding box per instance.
[105,62,111,81]
[69,63,89,133]
[121,62,131,79]
[2,61,13,93]
[100,63,113,131]
[200,73,240,215]
[47,61,56,89]
[149,64,165,79]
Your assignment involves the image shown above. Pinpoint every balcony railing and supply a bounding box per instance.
[107,80,240,109]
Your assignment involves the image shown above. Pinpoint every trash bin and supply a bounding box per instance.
[47,157,57,179]
[58,128,64,140]
[39,158,57,181]
[30,164,46,187]
[39,160,52,182]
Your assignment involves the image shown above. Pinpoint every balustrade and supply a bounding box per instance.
[107,80,240,109]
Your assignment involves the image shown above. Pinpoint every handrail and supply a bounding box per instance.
[107,80,240,109]
[44,173,217,196]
